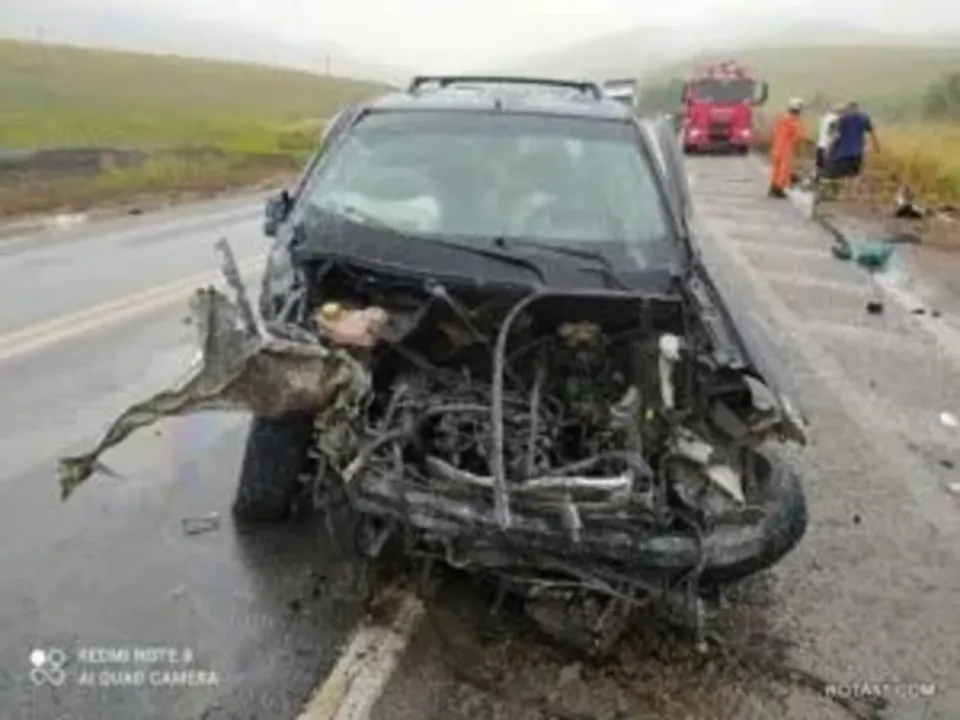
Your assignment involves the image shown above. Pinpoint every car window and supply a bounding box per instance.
[292,111,672,250]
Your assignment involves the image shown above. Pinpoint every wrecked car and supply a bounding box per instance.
[59,75,809,653]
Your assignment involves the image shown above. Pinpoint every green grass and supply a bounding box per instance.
[0,38,388,150]
[0,39,390,217]
[646,45,960,118]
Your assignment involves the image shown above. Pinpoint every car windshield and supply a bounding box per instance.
[690,78,755,104]
[292,111,674,255]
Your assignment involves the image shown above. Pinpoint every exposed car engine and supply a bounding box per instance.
[58,240,807,654]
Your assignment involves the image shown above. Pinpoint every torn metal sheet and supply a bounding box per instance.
[57,241,371,501]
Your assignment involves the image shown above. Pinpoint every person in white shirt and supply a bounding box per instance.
[815,103,843,180]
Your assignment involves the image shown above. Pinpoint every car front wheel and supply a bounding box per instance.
[232,414,315,522]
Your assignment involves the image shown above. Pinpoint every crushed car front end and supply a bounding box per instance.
[59,93,808,654]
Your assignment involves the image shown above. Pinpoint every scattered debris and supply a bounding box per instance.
[181,512,220,535]
[826,235,894,316]
[940,412,959,429]
[854,242,895,272]
[894,185,926,220]
[828,239,895,272]
[831,243,853,261]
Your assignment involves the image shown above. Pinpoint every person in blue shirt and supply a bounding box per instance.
[824,101,880,182]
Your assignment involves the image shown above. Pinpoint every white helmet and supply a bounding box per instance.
[788,97,804,111]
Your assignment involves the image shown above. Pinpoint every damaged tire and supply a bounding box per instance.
[232,414,315,522]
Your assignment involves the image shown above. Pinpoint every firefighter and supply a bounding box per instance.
[768,97,806,198]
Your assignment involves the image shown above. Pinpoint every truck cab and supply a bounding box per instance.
[680,62,768,155]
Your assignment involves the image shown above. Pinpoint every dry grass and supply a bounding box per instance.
[872,124,960,204]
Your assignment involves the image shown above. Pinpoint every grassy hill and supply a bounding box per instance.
[0,39,388,150]
[0,39,390,216]
[644,45,960,118]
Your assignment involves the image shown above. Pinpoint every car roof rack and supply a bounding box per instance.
[407,75,603,99]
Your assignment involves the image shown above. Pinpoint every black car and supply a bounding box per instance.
[61,75,808,653]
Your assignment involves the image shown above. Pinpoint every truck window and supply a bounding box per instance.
[690,79,755,104]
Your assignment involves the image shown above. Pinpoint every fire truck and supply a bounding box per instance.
[680,60,768,155]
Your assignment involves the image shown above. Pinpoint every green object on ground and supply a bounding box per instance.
[854,241,895,271]
[830,240,895,271]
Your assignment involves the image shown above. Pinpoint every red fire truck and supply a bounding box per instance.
[680,60,768,155]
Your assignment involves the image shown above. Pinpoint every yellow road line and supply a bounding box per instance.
[0,257,264,363]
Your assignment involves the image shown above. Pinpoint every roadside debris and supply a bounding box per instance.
[894,184,926,219]
[181,512,221,535]
[824,224,899,315]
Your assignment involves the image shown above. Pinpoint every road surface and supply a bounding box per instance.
[1,158,958,720]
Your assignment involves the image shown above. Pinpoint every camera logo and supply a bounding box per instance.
[29,648,67,687]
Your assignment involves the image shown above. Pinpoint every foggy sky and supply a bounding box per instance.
[31,0,958,69]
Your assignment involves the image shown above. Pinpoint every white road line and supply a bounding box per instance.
[728,238,835,260]
[0,203,260,250]
[297,590,424,720]
[759,271,871,295]
[0,257,264,363]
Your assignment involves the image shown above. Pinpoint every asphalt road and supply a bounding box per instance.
[2,158,959,720]
[0,198,368,720]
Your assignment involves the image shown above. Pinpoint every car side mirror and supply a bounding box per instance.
[753,81,769,106]
[263,190,291,237]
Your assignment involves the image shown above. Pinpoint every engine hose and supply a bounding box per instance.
[490,287,651,530]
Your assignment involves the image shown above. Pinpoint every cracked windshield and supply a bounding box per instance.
[2,0,959,719]
[298,112,671,248]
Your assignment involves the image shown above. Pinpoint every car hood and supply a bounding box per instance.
[284,212,682,296]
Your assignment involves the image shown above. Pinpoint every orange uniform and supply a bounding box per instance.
[769,112,806,191]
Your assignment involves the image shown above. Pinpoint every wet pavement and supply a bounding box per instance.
[0,204,367,720]
[2,157,959,720]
